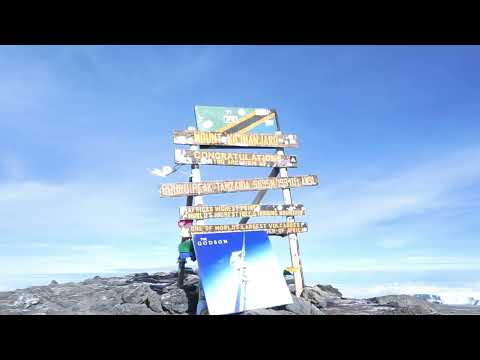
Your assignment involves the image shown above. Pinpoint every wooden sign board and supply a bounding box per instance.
[159,175,318,198]
[180,204,305,220]
[175,149,298,168]
[190,222,308,236]
[194,105,279,134]
[173,130,298,148]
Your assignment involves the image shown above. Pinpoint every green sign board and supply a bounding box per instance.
[194,105,279,134]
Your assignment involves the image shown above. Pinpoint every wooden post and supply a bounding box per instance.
[238,146,305,296]
[275,113,305,296]
[277,148,305,297]
[178,144,204,288]
[238,167,279,224]
[190,145,204,212]
[236,112,306,296]
[274,110,305,297]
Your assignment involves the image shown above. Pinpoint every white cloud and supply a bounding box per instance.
[0,178,180,279]
[0,155,25,181]
[377,238,412,249]
[0,180,173,238]
[299,145,480,241]
[0,251,178,276]
[303,256,480,273]
[342,282,480,305]
[0,242,53,249]
[70,245,113,252]
[0,60,56,111]
[151,245,170,254]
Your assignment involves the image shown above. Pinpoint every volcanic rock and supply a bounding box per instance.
[369,295,437,314]
[0,271,465,315]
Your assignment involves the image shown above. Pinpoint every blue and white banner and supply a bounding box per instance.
[192,230,293,315]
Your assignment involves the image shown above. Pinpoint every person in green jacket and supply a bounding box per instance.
[178,238,208,315]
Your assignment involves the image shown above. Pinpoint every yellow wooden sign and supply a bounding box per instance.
[175,149,298,168]
[180,204,305,220]
[190,222,308,236]
[159,175,318,198]
[173,130,298,148]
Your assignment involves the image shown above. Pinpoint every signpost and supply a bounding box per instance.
[194,106,279,134]
[159,175,318,197]
[158,105,319,304]
[173,130,298,148]
[190,222,308,236]
[175,149,298,168]
[180,204,305,220]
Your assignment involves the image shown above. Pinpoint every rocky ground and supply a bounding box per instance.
[0,271,477,315]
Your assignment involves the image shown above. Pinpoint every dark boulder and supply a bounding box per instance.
[160,288,189,314]
[0,272,450,315]
[300,287,328,308]
[121,283,165,313]
[316,285,342,298]
[271,295,324,315]
[285,296,324,315]
[242,308,294,315]
[369,295,437,314]
[113,303,159,315]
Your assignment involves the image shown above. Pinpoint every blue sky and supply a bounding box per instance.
[1,45,480,302]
